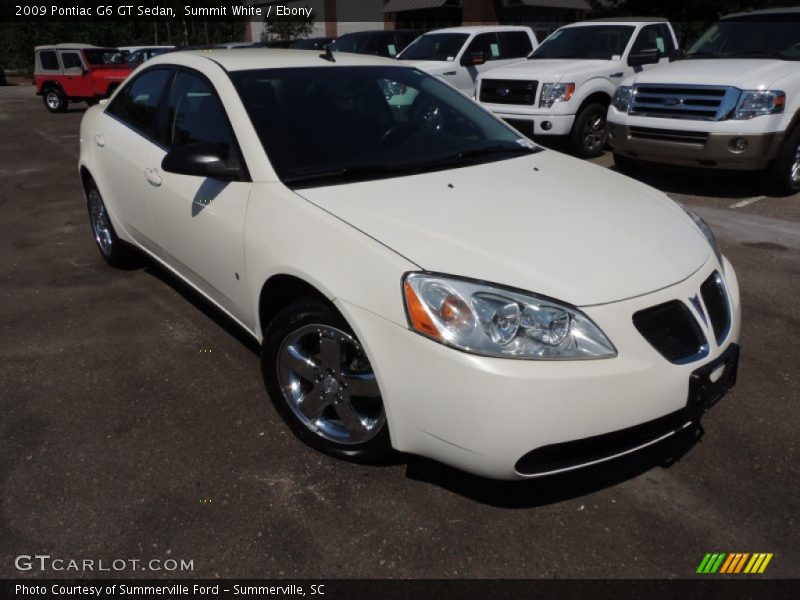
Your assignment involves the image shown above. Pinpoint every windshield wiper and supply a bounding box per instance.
[430,144,540,165]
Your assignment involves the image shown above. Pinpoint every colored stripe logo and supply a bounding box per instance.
[697,553,773,574]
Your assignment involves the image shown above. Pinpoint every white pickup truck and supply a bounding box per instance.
[476,18,678,156]
[608,7,800,196]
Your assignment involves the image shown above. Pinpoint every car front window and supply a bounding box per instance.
[685,18,800,60]
[398,33,470,61]
[231,66,535,187]
[530,25,635,60]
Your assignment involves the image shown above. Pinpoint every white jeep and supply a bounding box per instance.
[476,18,677,156]
[608,7,800,195]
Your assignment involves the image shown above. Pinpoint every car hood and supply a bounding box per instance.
[480,58,612,82]
[624,58,798,88]
[399,60,459,75]
[295,152,710,306]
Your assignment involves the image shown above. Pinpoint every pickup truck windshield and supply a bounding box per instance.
[398,33,470,61]
[684,18,800,60]
[530,25,634,60]
[231,66,535,187]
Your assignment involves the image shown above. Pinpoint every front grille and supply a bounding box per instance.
[480,79,538,105]
[630,84,739,121]
[505,118,534,139]
[700,271,731,344]
[515,409,694,475]
[633,301,707,364]
[629,126,709,145]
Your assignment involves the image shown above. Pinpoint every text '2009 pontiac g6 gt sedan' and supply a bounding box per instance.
[78,49,741,480]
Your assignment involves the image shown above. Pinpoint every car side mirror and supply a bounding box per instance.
[161,142,242,181]
[628,49,661,67]
[461,51,486,66]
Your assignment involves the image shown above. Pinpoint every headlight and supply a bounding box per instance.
[734,90,785,120]
[611,85,633,113]
[680,204,723,268]
[403,273,616,360]
[539,82,575,108]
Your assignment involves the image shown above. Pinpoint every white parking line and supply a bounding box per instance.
[729,196,766,209]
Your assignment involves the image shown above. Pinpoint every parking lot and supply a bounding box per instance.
[0,83,798,579]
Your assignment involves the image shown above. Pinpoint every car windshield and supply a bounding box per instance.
[684,17,800,60]
[84,49,126,66]
[398,33,470,61]
[531,25,635,60]
[231,66,536,187]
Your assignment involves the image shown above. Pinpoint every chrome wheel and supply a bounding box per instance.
[87,188,114,257]
[277,324,384,445]
[46,91,61,110]
[791,143,800,185]
[583,113,607,154]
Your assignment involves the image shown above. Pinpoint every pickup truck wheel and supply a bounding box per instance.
[43,88,67,113]
[85,181,136,268]
[766,124,800,196]
[262,299,392,464]
[571,103,608,158]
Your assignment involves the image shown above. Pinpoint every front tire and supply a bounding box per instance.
[570,103,608,158]
[261,299,392,463]
[765,123,800,196]
[85,181,136,268]
[43,87,67,113]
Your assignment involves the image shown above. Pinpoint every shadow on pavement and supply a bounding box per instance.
[404,424,704,508]
[610,162,768,199]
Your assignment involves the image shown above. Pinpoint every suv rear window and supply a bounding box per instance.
[39,51,59,70]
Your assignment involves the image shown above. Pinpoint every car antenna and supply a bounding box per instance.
[320,43,335,63]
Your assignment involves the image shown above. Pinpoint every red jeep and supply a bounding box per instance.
[35,44,132,113]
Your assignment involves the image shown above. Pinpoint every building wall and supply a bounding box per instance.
[247,0,387,42]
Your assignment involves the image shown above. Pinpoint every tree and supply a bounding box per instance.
[261,14,315,42]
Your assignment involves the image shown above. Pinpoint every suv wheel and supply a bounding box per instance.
[766,124,800,196]
[570,103,608,158]
[43,87,67,113]
[261,299,392,463]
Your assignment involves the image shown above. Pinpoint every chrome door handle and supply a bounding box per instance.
[95,134,105,147]
[144,168,162,187]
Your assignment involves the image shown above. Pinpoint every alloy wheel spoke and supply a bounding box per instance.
[296,387,329,423]
[333,397,367,435]
[281,343,320,380]
[318,336,342,371]
[342,371,380,398]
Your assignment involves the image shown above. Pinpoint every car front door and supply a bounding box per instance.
[143,69,252,324]
[456,33,505,95]
[58,50,92,97]
[94,68,174,254]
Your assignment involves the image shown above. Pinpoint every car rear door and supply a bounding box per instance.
[142,69,252,324]
[93,67,174,253]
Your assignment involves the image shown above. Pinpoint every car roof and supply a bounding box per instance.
[35,43,109,51]
[582,17,668,23]
[722,6,800,19]
[146,48,406,72]
[426,26,532,35]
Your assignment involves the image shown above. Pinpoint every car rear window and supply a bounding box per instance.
[39,51,59,70]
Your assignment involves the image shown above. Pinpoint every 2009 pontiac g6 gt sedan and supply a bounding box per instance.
[78,49,741,480]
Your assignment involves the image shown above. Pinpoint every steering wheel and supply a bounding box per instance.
[377,122,417,148]
[411,97,448,132]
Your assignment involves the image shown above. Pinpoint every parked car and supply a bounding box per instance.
[250,40,294,49]
[121,46,174,67]
[330,30,422,58]
[78,49,740,480]
[291,37,334,51]
[398,26,538,96]
[476,18,678,157]
[608,7,800,195]
[34,44,131,112]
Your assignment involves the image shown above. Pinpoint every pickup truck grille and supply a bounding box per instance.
[630,84,740,121]
[480,79,538,105]
[629,126,709,145]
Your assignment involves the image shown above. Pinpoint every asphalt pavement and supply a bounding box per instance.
[1,84,798,579]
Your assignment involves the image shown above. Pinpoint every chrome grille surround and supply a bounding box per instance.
[629,84,741,121]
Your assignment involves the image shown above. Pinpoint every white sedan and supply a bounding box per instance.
[79,49,741,480]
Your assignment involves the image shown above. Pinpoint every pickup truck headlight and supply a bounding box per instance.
[403,273,616,360]
[539,82,575,108]
[734,90,785,120]
[680,205,723,268]
[611,86,633,113]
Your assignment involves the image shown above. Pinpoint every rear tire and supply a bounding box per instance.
[84,180,137,268]
[261,298,392,464]
[570,103,608,158]
[43,87,67,113]
[765,123,800,196]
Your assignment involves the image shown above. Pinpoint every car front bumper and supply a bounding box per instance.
[482,105,576,137]
[337,256,741,480]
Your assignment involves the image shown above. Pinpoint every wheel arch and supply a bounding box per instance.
[257,273,339,339]
[576,89,612,114]
[40,80,65,94]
